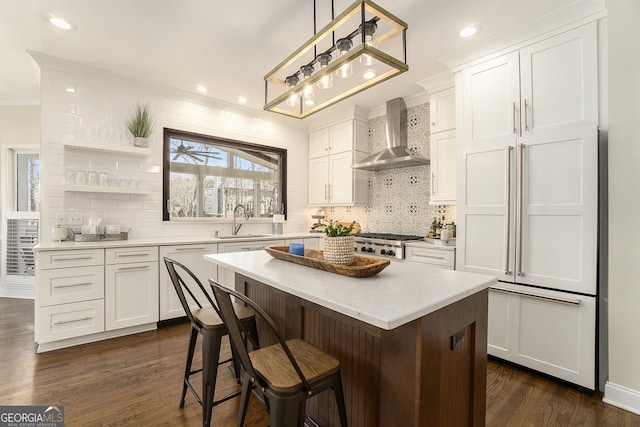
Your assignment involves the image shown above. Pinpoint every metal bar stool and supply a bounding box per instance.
[164,257,259,427]
[210,279,348,427]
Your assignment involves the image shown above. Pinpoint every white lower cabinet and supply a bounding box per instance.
[105,247,159,330]
[38,300,105,343]
[218,240,284,286]
[488,283,596,390]
[404,244,455,270]
[159,243,218,321]
[36,248,105,344]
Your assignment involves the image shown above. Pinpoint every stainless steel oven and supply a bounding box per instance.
[353,233,425,260]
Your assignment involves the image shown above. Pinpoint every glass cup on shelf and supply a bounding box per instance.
[128,179,138,188]
[109,178,118,187]
[76,170,87,185]
[98,172,108,186]
[119,179,128,187]
[87,171,98,186]
[65,170,76,185]
[137,180,146,189]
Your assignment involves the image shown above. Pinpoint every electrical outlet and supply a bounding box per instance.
[56,213,83,226]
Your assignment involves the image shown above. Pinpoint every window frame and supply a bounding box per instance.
[162,128,287,222]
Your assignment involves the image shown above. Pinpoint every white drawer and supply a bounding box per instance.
[106,246,158,264]
[38,265,105,306]
[38,249,104,269]
[219,240,284,253]
[37,299,105,343]
[405,246,455,269]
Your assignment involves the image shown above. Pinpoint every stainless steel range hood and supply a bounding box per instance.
[352,98,429,171]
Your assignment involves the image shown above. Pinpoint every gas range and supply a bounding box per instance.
[354,233,425,260]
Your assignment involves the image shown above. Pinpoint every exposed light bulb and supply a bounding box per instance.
[285,75,300,107]
[300,65,315,99]
[287,94,299,107]
[359,21,377,66]
[335,38,353,79]
[316,53,333,89]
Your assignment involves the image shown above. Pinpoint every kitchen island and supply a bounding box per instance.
[204,250,497,427]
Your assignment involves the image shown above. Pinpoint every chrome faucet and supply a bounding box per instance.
[232,204,249,235]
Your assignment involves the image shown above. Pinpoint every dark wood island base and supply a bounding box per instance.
[236,273,488,427]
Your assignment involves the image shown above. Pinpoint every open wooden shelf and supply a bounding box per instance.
[63,139,152,157]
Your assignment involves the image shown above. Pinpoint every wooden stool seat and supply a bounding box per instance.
[250,339,340,393]
[193,303,255,329]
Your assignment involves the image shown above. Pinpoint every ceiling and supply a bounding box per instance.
[1,0,596,118]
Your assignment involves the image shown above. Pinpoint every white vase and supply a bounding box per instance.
[323,235,355,265]
[133,137,149,148]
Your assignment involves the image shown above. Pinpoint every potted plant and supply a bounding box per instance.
[126,103,155,148]
[316,220,356,265]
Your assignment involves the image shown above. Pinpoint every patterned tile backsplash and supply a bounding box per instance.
[319,102,456,236]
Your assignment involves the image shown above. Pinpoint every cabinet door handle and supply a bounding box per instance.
[52,256,93,262]
[54,316,93,325]
[175,247,206,251]
[432,173,436,195]
[491,286,581,306]
[523,98,529,132]
[116,266,151,272]
[328,184,332,200]
[512,102,518,134]
[53,282,93,289]
[504,146,512,275]
[116,253,149,258]
[517,143,524,277]
[413,253,446,261]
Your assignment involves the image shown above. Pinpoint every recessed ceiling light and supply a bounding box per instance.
[363,71,376,80]
[196,84,207,93]
[459,24,480,38]
[49,16,74,30]
[304,99,315,106]
[238,96,247,104]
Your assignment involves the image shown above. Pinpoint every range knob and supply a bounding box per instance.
[380,249,387,255]
[387,249,395,257]
[360,246,367,252]
[367,247,374,253]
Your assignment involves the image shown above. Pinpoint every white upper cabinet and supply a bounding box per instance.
[461,22,598,147]
[429,87,457,205]
[308,119,368,206]
[429,88,456,133]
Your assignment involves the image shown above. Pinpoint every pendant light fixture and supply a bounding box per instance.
[264,0,408,119]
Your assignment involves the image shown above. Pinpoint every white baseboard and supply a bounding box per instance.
[603,381,640,416]
[0,282,35,299]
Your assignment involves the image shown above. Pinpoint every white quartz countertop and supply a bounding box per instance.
[204,250,496,330]
[34,232,320,251]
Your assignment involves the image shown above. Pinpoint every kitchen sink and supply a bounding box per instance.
[215,234,270,239]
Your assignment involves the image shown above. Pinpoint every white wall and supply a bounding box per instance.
[0,105,40,213]
[32,53,312,242]
[0,106,40,146]
[604,0,640,415]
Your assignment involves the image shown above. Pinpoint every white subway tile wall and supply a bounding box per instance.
[39,57,313,241]
[322,103,456,236]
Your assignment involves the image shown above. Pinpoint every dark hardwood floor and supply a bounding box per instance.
[2,297,639,426]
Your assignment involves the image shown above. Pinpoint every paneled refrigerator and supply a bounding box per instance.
[455,22,599,390]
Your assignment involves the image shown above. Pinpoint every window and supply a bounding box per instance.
[163,128,287,221]
[16,153,40,212]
